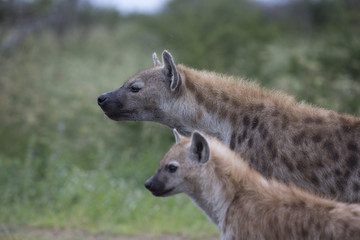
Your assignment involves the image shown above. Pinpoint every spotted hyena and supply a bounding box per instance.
[98,50,360,202]
[145,130,360,240]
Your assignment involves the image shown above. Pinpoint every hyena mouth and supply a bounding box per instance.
[104,110,136,120]
[151,187,175,197]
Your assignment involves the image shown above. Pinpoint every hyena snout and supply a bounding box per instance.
[145,174,173,197]
[97,89,131,120]
[97,93,110,107]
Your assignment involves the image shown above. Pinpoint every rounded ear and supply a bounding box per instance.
[173,129,184,143]
[152,52,161,66]
[162,50,181,92]
[190,131,210,164]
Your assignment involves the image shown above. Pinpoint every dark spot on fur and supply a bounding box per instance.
[342,222,349,233]
[230,113,237,126]
[323,140,333,151]
[249,156,257,168]
[316,159,324,168]
[204,100,217,114]
[281,155,294,172]
[231,99,241,108]
[252,117,259,130]
[185,79,196,92]
[323,140,339,162]
[315,117,324,124]
[195,92,204,104]
[243,115,250,127]
[242,130,247,141]
[335,130,342,141]
[312,133,322,143]
[347,141,358,152]
[257,122,269,140]
[273,119,280,128]
[258,122,264,133]
[271,110,280,117]
[262,129,268,140]
[237,135,242,145]
[329,187,336,196]
[292,131,306,145]
[353,183,360,192]
[230,132,236,150]
[266,139,277,158]
[296,161,307,171]
[342,124,352,133]
[248,138,253,148]
[315,222,321,231]
[208,86,217,99]
[296,200,306,208]
[304,117,314,124]
[336,178,347,191]
[301,227,308,238]
[254,103,265,111]
[221,92,230,102]
[347,155,358,169]
[283,203,290,208]
[326,206,335,212]
[219,107,228,120]
[281,115,289,129]
[341,120,360,134]
[310,174,320,187]
[335,169,342,176]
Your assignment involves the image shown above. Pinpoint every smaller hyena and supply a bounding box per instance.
[145,130,360,240]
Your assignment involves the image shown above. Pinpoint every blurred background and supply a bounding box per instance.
[0,0,359,239]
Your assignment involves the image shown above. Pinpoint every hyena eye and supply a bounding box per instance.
[167,164,178,173]
[130,86,141,93]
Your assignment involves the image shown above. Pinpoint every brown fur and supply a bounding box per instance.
[146,131,360,240]
[98,50,360,203]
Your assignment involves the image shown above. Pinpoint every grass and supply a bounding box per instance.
[0,24,218,238]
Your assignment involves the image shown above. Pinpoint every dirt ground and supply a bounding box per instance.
[0,225,219,240]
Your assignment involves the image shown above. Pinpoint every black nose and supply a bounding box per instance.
[97,94,108,106]
[144,179,153,191]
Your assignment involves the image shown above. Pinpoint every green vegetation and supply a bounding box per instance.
[0,0,359,239]
[0,26,218,238]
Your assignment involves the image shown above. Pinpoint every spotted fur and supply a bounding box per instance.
[98,50,360,202]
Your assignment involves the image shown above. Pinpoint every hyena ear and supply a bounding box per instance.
[152,52,162,66]
[190,131,210,164]
[162,50,181,92]
[173,129,184,143]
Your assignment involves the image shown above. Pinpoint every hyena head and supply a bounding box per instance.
[97,50,181,122]
[145,129,210,197]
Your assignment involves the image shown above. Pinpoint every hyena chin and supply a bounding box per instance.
[145,130,360,240]
[98,50,360,203]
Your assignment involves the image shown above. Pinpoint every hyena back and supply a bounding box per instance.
[98,50,360,202]
[145,130,360,240]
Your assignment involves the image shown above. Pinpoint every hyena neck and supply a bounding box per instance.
[186,140,249,229]
[186,170,235,229]
[165,65,294,142]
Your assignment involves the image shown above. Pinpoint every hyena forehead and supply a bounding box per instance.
[127,67,163,85]
[161,141,190,164]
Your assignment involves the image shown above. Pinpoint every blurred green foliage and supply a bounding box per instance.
[0,0,359,238]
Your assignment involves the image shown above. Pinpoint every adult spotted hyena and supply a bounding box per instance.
[98,50,360,202]
[145,130,360,240]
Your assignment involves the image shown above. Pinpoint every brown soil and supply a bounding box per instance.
[0,225,219,240]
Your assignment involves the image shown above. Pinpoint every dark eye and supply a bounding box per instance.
[168,164,178,173]
[130,86,141,93]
